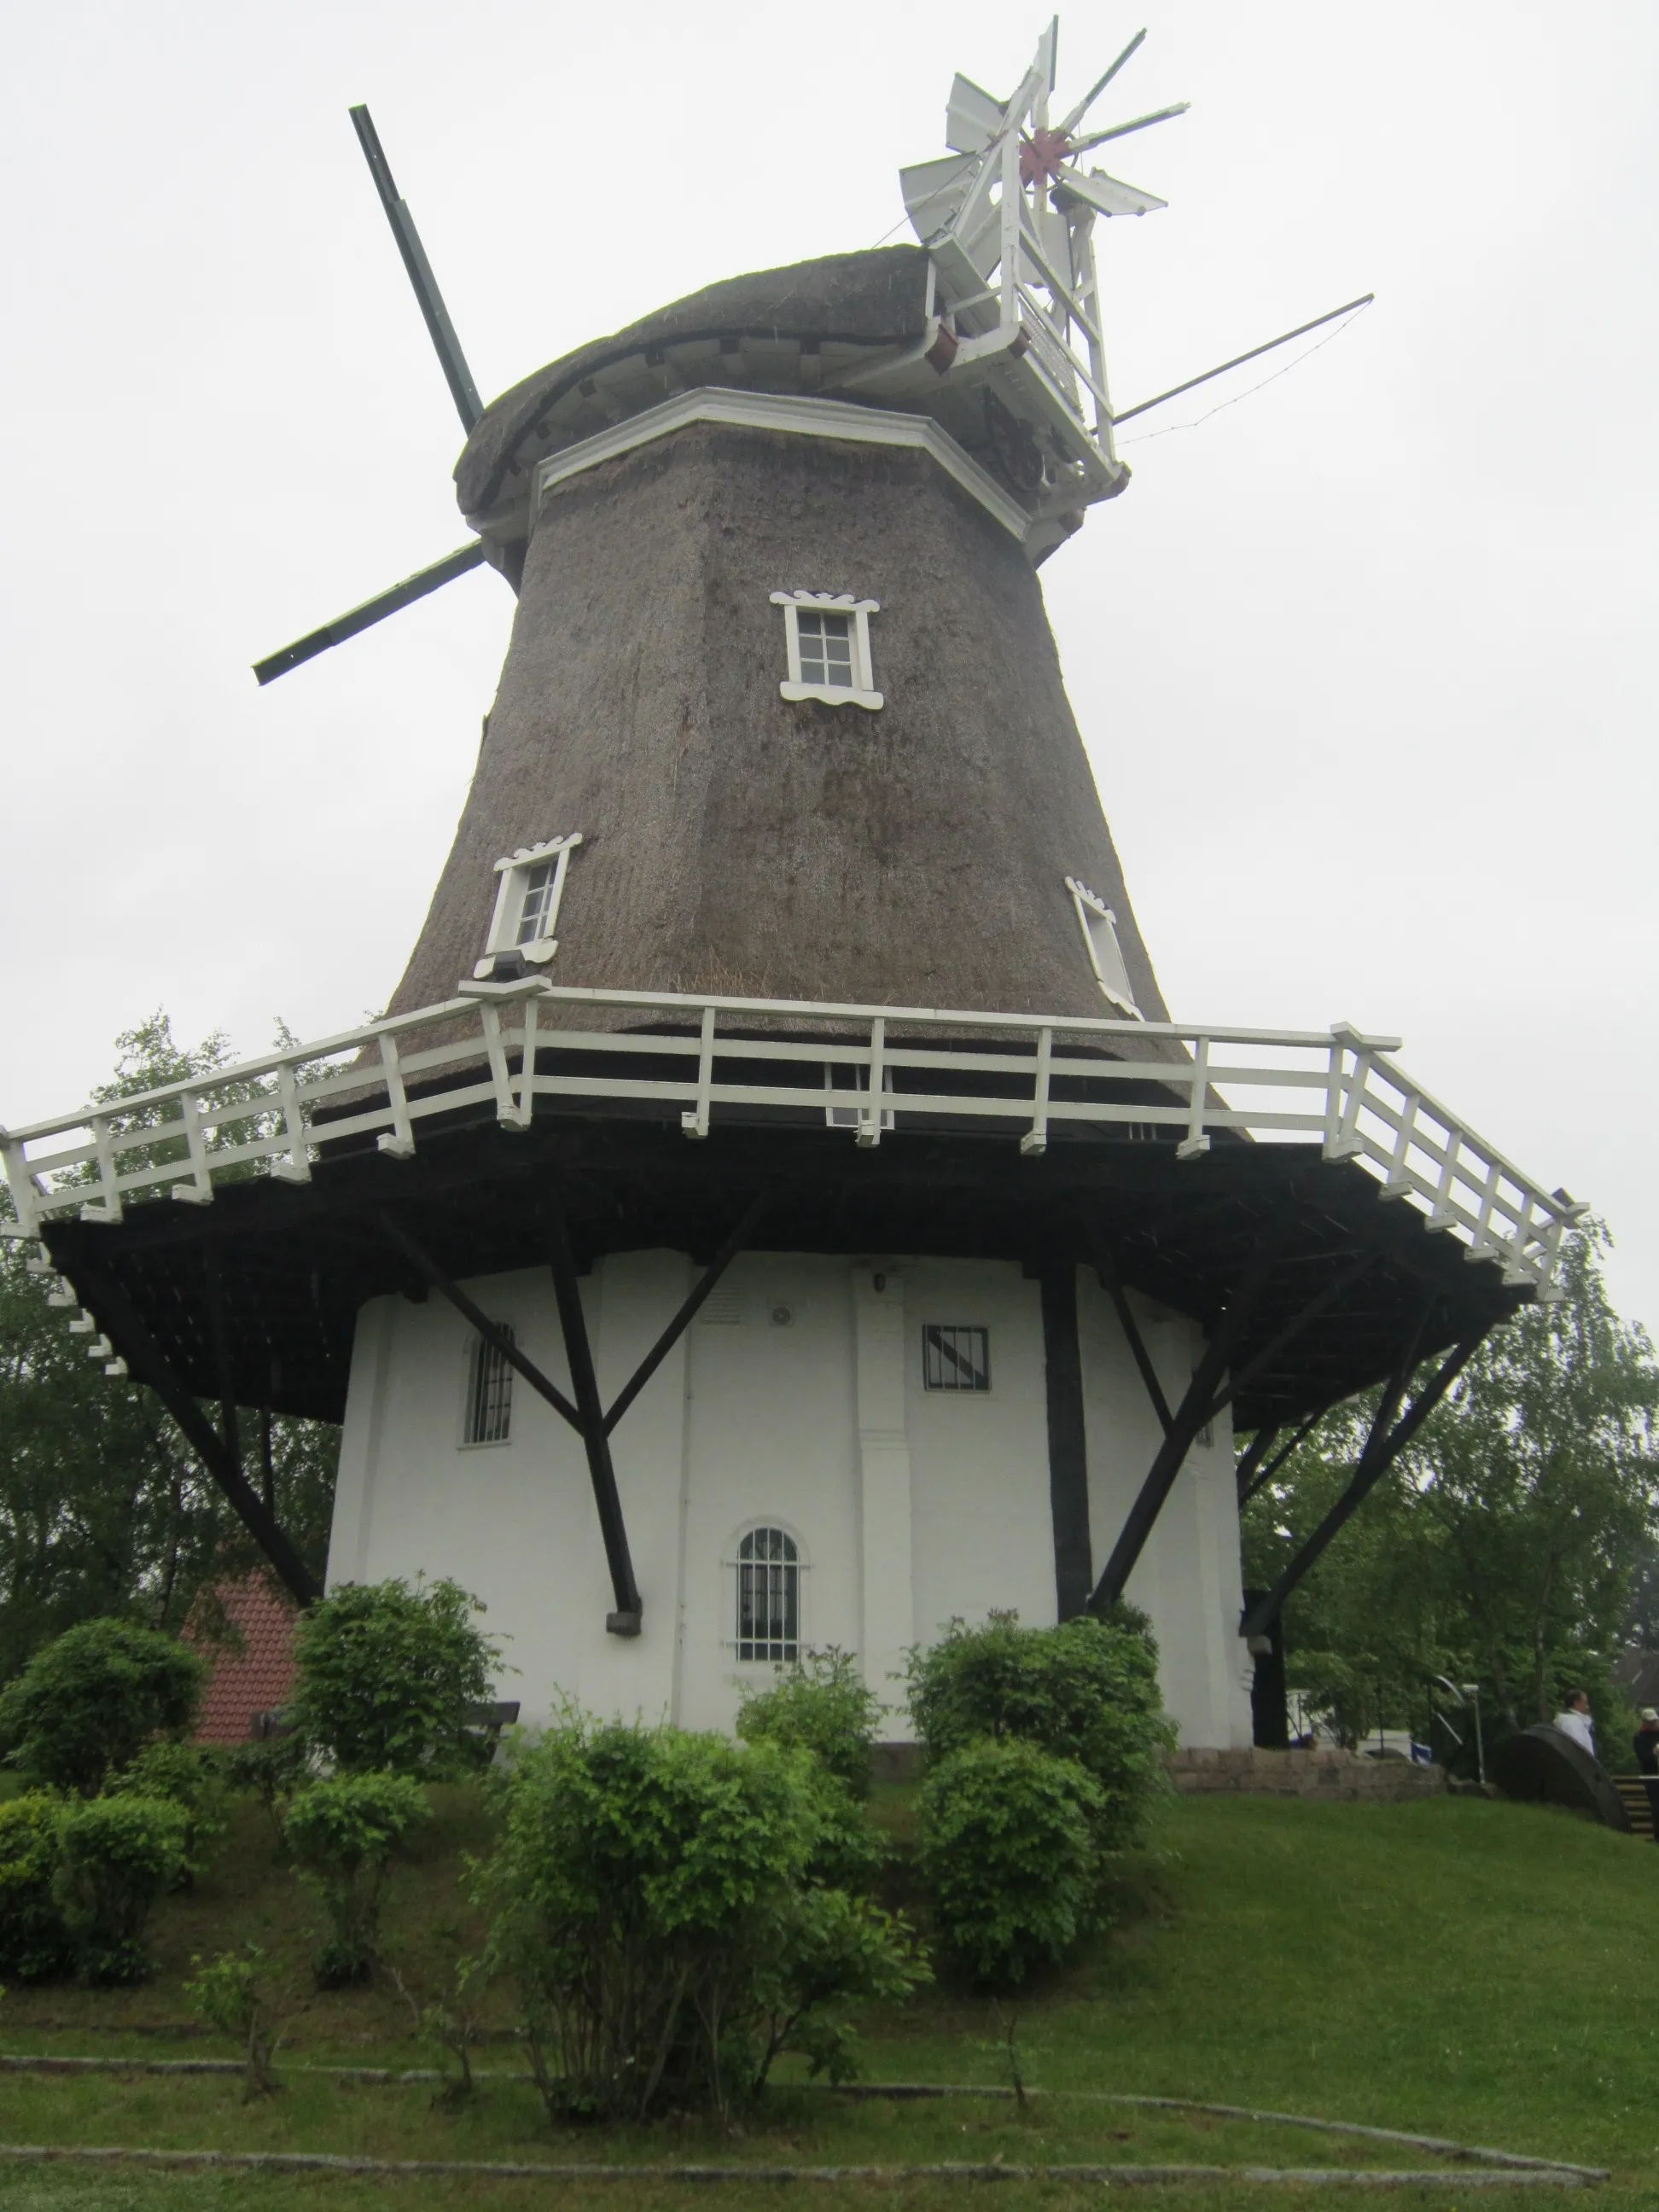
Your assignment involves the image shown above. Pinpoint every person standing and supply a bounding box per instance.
[1633,1707,1659,1775]
[1553,1690,1597,1760]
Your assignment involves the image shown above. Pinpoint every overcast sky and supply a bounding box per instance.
[2,3,1655,1330]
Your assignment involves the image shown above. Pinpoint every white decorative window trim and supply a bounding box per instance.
[474,834,583,978]
[1066,876,1142,1019]
[460,1323,515,1447]
[771,591,882,710]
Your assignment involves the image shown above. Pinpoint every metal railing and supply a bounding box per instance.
[1,981,1581,1299]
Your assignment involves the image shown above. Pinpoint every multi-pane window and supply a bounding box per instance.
[923,1324,992,1393]
[771,591,882,709]
[463,1326,514,1446]
[515,862,557,946]
[736,1526,799,1662]
[1065,876,1141,1018]
[795,609,854,690]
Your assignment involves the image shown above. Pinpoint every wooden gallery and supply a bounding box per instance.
[1,26,1578,1749]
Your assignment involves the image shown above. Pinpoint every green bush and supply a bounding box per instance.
[0,1793,71,1982]
[736,1648,884,1797]
[187,1944,284,2097]
[107,1743,230,1879]
[480,1719,925,2121]
[288,1578,498,1777]
[55,1793,188,1986]
[0,1618,205,1797]
[906,1610,1173,1851]
[282,1770,429,1988]
[918,1738,1103,1986]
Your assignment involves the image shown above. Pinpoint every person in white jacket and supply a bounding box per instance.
[1553,1690,1597,1760]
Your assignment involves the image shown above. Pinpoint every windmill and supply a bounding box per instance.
[256,21,1366,682]
[5,18,1571,1764]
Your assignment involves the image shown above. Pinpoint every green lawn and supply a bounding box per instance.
[2,1788,1654,2209]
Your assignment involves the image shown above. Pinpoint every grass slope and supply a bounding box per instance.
[1,1789,1654,2209]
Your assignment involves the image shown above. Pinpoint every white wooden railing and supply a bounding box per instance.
[1,981,1581,1300]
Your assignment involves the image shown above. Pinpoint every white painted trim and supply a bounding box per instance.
[533,385,1030,539]
[477,835,583,977]
[771,591,883,712]
[1066,875,1142,1020]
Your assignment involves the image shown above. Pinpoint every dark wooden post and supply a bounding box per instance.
[1039,1263,1093,1621]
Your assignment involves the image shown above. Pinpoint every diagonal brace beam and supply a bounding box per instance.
[547,1209,643,1633]
[1232,1424,1279,1507]
[67,1255,321,1607]
[378,1214,582,1431]
[1238,1404,1330,1508]
[1089,1224,1171,1435]
[1203,1253,1376,1427]
[1240,1324,1478,1641]
[1090,1208,1295,1613]
[603,1191,768,1435]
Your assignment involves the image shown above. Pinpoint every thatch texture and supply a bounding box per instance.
[387,412,1168,1027]
[457,248,932,524]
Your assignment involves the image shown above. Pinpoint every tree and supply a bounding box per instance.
[0,1616,205,1795]
[1243,1225,1659,1749]
[0,1015,338,1684]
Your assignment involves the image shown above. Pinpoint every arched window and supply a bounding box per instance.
[735,1526,800,1663]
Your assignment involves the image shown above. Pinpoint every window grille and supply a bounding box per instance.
[795,609,854,689]
[735,1526,800,1662]
[515,862,558,946]
[463,1325,514,1445]
[922,1324,992,1393]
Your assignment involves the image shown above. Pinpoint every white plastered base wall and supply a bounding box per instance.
[325,1250,1254,1749]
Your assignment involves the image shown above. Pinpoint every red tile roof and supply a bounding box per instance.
[183,1574,300,1744]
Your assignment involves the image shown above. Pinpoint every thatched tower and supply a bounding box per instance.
[389,247,1164,1027]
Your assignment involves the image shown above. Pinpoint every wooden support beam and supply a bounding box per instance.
[1088,1225,1171,1434]
[1089,1207,1295,1614]
[378,1214,583,1432]
[602,1190,767,1435]
[547,1208,644,1634]
[1239,1321,1477,1641]
[1039,1262,1094,1621]
[67,1255,322,1607]
[201,1242,242,1475]
[1238,1406,1328,1507]
[1231,1425,1279,1507]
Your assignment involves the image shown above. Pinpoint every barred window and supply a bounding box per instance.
[735,1526,799,1662]
[923,1324,991,1393]
[463,1326,514,1446]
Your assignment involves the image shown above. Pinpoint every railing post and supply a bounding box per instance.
[0,1134,41,1239]
[1324,1025,1371,1164]
[1426,1126,1463,1231]
[1020,1026,1053,1157]
[172,1088,215,1205]
[268,1063,312,1185]
[1379,1088,1420,1199]
[80,1115,124,1223]
[680,1004,717,1139]
[375,1031,416,1160]
[858,1017,887,1149]
[1176,1033,1212,1160]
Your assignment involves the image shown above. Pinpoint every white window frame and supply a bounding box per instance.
[1066,876,1141,1019]
[725,1522,806,1664]
[824,1062,895,1133]
[771,591,882,710]
[474,835,583,978]
[459,1323,515,1448]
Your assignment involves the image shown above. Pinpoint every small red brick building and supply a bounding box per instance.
[183,1572,300,1744]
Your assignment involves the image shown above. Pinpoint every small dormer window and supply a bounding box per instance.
[1066,876,1141,1018]
[474,834,582,980]
[771,591,882,710]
